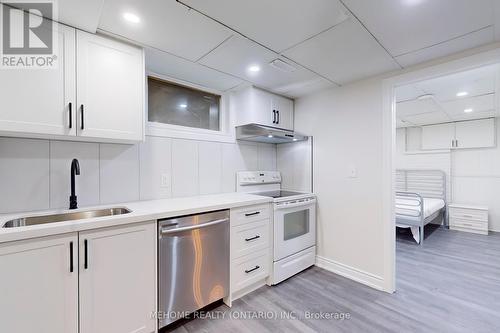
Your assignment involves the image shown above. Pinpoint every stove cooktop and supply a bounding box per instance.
[253,190,307,199]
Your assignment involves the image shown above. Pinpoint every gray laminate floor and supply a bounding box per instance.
[168,226,500,333]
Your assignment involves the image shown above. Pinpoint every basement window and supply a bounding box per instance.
[148,77,221,131]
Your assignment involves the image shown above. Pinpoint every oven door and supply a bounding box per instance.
[274,197,316,261]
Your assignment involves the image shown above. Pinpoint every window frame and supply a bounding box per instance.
[146,71,235,143]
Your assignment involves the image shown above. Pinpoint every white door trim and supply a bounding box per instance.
[382,46,500,294]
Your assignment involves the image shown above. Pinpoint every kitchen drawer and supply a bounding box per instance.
[231,220,269,259]
[449,207,488,222]
[230,204,270,226]
[231,249,269,292]
[450,217,488,235]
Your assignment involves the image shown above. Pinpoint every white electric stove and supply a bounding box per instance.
[237,171,316,284]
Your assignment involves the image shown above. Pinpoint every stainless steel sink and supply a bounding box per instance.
[2,208,132,228]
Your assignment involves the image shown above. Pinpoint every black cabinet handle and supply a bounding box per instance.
[272,110,276,124]
[69,241,74,273]
[80,105,84,130]
[68,103,72,129]
[277,110,280,124]
[84,239,88,269]
[245,235,260,242]
[245,265,260,274]
[245,211,260,217]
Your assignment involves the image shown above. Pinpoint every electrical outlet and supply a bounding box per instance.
[161,173,170,188]
[349,167,358,178]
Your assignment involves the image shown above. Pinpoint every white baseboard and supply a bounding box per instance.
[315,255,386,292]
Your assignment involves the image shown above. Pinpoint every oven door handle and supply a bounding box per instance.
[275,198,316,210]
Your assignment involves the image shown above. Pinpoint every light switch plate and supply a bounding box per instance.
[161,173,170,188]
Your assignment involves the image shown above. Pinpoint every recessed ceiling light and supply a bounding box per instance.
[179,104,187,109]
[248,65,261,73]
[464,108,474,113]
[456,91,468,97]
[267,134,273,138]
[123,12,140,24]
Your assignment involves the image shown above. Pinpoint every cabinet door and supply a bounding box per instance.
[421,123,455,150]
[79,222,156,333]
[0,23,76,137]
[0,233,78,333]
[272,95,294,130]
[455,118,495,149]
[251,88,274,127]
[76,31,144,141]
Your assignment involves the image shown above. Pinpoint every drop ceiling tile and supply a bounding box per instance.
[272,76,336,98]
[198,35,330,97]
[182,0,349,52]
[414,64,498,102]
[496,2,500,40]
[98,0,232,61]
[282,17,400,84]
[395,26,495,67]
[1,0,105,33]
[395,84,426,102]
[402,111,451,126]
[145,48,242,91]
[451,110,497,122]
[342,0,494,56]
[396,99,442,118]
[440,94,496,116]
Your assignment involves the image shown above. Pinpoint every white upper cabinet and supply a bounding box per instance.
[421,122,455,150]
[0,233,79,333]
[76,31,144,142]
[0,20,144,143]
[233,86,294,131]
[271,94,294,131]
[421,118,496,150]
[0,23,76,138]
[455,118,495,149]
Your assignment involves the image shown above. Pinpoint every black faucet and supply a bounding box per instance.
[69,159,80,210]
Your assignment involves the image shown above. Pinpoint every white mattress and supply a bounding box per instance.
[396,197,445,219]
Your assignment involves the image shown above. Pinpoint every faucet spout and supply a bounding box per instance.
[69,159,80,210]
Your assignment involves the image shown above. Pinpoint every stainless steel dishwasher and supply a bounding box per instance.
[158,210,229,328]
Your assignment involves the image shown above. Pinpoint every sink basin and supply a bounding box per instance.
[2,208,132,228]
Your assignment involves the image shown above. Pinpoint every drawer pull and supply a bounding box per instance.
[245,235,261,242]
[461,215,474,219]
[245,212,260,217]
[245,265,260,274]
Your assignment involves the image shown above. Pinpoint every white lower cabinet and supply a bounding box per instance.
[0,233,79,333]
[228,204,272,304]
[79,222,156,333]
[0,221,156,333]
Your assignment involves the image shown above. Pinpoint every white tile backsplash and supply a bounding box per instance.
[100,143,140,204]
[0,138,49,213]
[199,141,222,195]
[0,136,277,213]
[172,139,199,197]
[139,136,172,200]
[50,141,100,209]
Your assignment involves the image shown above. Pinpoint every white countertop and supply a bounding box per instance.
[0,193,272,244]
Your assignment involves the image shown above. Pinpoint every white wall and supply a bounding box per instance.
[277,138,313,192]
[294,78,385,284]
[396,124,500,232]
[395,128,452,202]
[0,136,276,213]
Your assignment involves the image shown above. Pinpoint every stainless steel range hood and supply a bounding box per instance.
[236,124,308,144]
